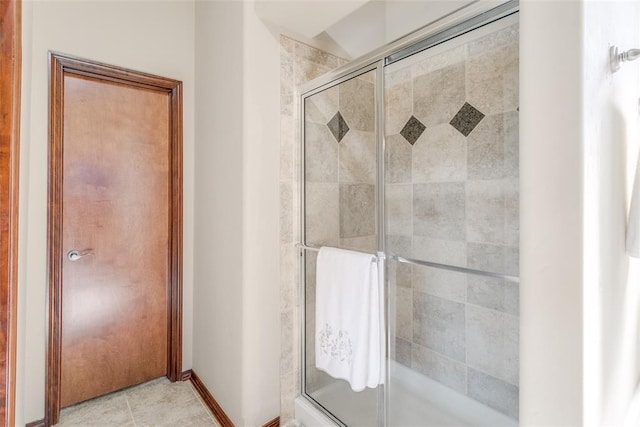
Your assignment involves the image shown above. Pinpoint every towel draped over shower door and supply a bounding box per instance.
[315,246,385,392]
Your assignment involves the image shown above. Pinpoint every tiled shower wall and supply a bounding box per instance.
[304,71,377,254]
[386,22,520,419]
[279,36,346,423]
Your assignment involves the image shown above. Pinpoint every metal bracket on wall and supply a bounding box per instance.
[611,46,640,73]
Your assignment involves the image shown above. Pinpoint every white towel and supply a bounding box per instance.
[628,151,640,257]
[315,247,384,392]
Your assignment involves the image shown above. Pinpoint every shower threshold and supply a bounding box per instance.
[296,361,517,427]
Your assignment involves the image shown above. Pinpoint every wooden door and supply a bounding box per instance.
[47,53,183,425]
[61,73,169,406]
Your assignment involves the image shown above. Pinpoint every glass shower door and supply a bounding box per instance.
[384,13,520,426]
[302,68,380,426]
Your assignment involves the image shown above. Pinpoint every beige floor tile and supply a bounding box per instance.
[57,391,133,426]
[56,377,218,427]
[126,378,217,427]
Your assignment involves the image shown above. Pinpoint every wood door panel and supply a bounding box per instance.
[60,74,169,407]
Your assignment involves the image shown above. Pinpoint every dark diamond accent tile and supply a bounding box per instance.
[327,111,350,143]
[450,102,485,137]
[399,115,426,145]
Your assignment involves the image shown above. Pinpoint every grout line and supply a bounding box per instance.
[466,363,520,389]
[124,392,137,427]
[465,300,520,319]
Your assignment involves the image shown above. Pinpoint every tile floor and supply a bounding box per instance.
[56,377,220,426]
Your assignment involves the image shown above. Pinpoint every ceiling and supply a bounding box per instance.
[255,0,474,60]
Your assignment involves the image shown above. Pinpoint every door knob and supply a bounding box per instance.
[67,249,94,261]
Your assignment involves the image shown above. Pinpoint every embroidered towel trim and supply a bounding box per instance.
[315,246,384,392]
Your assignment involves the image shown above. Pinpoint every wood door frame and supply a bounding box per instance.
[0,0,21,426]
[46,52,183,426]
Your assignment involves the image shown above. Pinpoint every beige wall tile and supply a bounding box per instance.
[413,292,466,362]
[294,56,331,86]
[467,24,519,58]
[280,182,294,243]
[280,243,296,312]
[339,184,375,238]
[413,236,466,266]
[467,275,519,316]
[280,116,295,181]
[467,42,519,116]
[339,75,375,132]
[395,287,413,341]
[305,85,339,124]
[295,41,343,70]
[466,305,519,385]
[413,62,465,127]
[412,45,465,77]
[281,310,294,374]
[385,76,413,135]
[466,179,506,244]
[411,343,467,393]
[504,179,520,246]
[503,111,519,179]
[339,129,376,184]
[394,337,412,366]
[340,235,377,253]
[305,182,339,246]
[467,242,508,274]
[467,114,505,180]
[386,184,413,236]
[412,264,466,303]
[304,122,338,183]
[467,368,519,419]
[414,182,466,241]
[385,134,412,184]
[280,37,294,117]
[413,123,467,183]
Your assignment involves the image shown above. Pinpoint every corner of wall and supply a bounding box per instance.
[192,0,245,424]
[240,3,282,425]
[520,0,585,424]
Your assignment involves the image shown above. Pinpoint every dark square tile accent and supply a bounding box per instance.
[326,111,349,143]
[450,102,485,137]
[399,115,426,145]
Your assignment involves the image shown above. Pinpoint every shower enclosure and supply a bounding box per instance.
[297,2,519,425]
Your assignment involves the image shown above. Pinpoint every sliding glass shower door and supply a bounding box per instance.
[301,68,380,426]
[385,13,520,426]
[298,3,520,426]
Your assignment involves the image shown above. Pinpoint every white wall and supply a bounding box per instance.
[17,1,195,424]
[582,1,640,425]
[521,0,640,425]
[193,1,281,425]
[520,1,584,424]
[241,2,282,425]
[193,0,245,423]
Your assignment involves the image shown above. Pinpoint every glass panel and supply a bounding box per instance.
[387,260,519,425]
[302,69,379,426]
[385,13,520,426]
[304,70,377,254]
